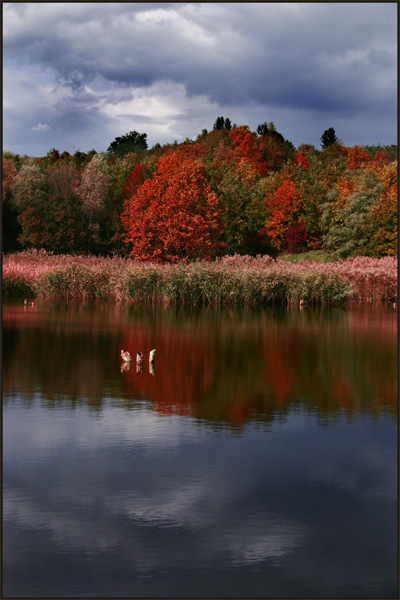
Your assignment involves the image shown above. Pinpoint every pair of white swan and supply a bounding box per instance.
[121,349,156,364]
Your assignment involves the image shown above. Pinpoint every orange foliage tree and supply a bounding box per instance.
[346,145,370,169]
[363,160,398,256]
[228,125,267,175]
[265,179,302,250]
[121,152,226,262]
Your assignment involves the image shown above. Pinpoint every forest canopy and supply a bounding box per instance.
[3,122,398,260]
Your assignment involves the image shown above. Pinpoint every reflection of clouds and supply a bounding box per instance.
[107,482,212,529]
[225,519,306,565]
[4,404,197,461]
[4,403,397,594]
[4,484,306,573]
[311,434,397,501]
[3,489,120,553]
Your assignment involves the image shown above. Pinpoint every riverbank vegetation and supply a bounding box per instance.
[3,251,397,305]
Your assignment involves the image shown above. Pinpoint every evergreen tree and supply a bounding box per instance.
[213,116,226,130]
[320,127,339,149]
[257,122,269,135]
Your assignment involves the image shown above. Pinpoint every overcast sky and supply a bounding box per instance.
[3,2,397,156]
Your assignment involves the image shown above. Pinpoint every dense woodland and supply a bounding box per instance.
[2,120,397,261]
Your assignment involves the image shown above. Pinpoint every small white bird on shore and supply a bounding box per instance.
[149,349,156,364]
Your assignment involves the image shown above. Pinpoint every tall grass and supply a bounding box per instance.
[3,250,397,305]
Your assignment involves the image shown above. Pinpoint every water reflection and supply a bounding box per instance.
[2,301,397,597]
[3,403,397,597]
[3,301,397,426]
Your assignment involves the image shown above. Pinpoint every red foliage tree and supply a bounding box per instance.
[120,163,148,202]
[121,152,225,262]
[229,126,267,175]
[286,221,307,253]
[345,145,370,169]
[293,151,309,170]
[265,179,302,251]
[372,149,390,165]
[2,157,17,195]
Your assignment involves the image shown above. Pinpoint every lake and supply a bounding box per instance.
[2,300,398,598]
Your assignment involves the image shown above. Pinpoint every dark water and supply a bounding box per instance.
[2,301,398,598]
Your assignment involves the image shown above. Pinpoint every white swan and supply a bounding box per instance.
[120,350,132,362]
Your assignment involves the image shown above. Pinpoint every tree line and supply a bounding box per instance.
[2,122,397,260]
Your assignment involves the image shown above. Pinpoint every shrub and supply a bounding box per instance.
[3,274,34,298]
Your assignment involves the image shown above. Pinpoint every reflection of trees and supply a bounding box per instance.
[3,302,397,427]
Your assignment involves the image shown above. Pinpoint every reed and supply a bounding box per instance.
[3,250,397,305]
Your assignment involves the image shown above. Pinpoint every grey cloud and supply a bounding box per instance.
[3,3,397,154]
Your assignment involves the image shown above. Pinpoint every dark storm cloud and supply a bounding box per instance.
[3,2,397,155]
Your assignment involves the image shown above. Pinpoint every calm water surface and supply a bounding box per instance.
[3,301,398,598]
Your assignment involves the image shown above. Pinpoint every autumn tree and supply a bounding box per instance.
[321,170,383,257]
[285,221,307,253]
[362,160,398,256]
[292,153,346,249]
[264,178,302,251]
[228,125,268,176]
[121,152,225,262]
[77,153,112,254]
[2,157,22,252]
[363,184,397,256]
[345,145,370,169]
[10,158,87,253]
[46,162,83,253]
[258,128,295,172]
[108,163,150,255]
[11,158,51,249]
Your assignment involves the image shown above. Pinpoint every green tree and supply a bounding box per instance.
[216,161,268,255]
[321,170,383,257]
[107,130,148,158]
[12,159,50,249]
[257,122,269,135]
[46,148,60,165]
[213,116,225,130]
[213,117,232,131]
[46,162,83,253]
[320,127,339,149]
[73,150,88,169]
